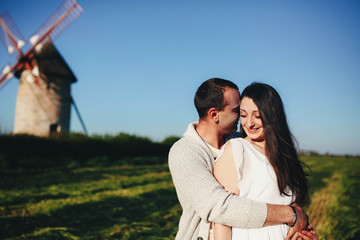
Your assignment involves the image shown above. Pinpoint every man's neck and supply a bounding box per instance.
[196,120,226,149]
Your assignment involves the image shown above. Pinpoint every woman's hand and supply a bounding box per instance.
[297,224,318,240]
[289,224,319,240]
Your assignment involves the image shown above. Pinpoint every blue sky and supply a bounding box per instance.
[0,0,359,155]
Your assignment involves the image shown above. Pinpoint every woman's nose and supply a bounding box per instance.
[246,117,254,128]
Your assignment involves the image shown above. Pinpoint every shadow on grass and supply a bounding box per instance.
[0,162,169,191]
[0,155,168,189]
[0,187,180,240]
[1,193,71,207]
[0,164,171,207]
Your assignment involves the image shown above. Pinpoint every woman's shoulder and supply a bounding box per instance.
[215,138,247,164]
[227,137,249,149]
[218,138,246,155]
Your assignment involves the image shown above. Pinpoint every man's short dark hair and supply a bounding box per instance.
[194,78,239,118]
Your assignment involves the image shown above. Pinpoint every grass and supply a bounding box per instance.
[0,155,359,239]
[304,156,360,240]
[0,159,180,239]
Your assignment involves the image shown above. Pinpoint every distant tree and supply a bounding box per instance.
[161,136,180,146]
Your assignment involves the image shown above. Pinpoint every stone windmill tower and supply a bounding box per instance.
[0,0,87,136]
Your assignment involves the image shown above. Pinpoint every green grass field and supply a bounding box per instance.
[1,155,359,239]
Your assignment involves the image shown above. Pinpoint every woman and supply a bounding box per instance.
[213,83,318,240]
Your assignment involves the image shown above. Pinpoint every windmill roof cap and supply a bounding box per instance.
[34,41,77,83]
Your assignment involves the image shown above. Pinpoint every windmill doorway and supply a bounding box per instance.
[49,123,61,135]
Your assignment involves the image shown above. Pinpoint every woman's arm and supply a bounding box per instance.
[213,142,240,240]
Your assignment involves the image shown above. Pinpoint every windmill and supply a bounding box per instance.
[0,0,87,136]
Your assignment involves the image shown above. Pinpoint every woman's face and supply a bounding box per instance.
[240,97,265,141]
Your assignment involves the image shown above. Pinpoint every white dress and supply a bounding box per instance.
[215,138,295,240]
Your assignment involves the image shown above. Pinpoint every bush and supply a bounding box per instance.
[0,133,171,171]
[161,136,181,147]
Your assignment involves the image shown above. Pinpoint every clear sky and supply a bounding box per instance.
[0,0,359,155]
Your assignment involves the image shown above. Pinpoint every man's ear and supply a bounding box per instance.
[208,108,219,123]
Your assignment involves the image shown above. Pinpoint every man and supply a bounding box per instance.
[168,78,309,240]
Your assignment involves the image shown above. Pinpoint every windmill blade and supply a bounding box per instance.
[0,64,15,90]
[0,61,22,88]
[1,0,82,90]
[27,0,83,53]
[0,10,26,56]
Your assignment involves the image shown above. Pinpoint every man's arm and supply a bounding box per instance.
[265,203,308,235]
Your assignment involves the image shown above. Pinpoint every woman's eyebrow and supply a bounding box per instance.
[240,108,259,113]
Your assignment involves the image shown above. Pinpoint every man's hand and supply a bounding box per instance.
[291,203,308,232]
[285,203,308,240]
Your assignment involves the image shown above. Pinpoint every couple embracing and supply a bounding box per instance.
[169,78,318,240]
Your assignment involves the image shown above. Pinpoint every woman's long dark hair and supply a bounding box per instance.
[240,83,309,206]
